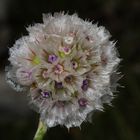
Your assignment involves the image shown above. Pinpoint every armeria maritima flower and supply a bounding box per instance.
[6,12,120,128]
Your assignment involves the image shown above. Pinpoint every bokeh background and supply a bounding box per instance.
[0,0,140,140]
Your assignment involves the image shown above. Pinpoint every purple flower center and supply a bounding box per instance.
[59,46,71,55]
[41,91,50,98]
[72,61,78,69]
[48,54,57,63]
[63,47,71,54]
[81,84,88,91]
[83,79,89,85]
[78,98,88,107]
[55,81,63,88]
[64,47,70,52]
[54,64,64,74]
[81,79,89,91]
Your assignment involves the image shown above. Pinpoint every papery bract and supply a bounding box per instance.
[6,12,120,128]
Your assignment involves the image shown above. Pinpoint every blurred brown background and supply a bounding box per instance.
[0,0,140,140]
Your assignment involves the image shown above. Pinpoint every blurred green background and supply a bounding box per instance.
[0,0,140,140]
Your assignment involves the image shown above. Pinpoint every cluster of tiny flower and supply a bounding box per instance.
[6,13,120,128]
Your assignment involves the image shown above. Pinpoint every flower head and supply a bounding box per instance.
[6,12,120,128]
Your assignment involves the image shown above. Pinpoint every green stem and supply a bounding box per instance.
[33,120,47,140]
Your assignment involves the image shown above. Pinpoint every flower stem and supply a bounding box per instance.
[33,120,47,140]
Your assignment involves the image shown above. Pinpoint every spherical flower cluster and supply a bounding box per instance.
[6,13,120,128]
